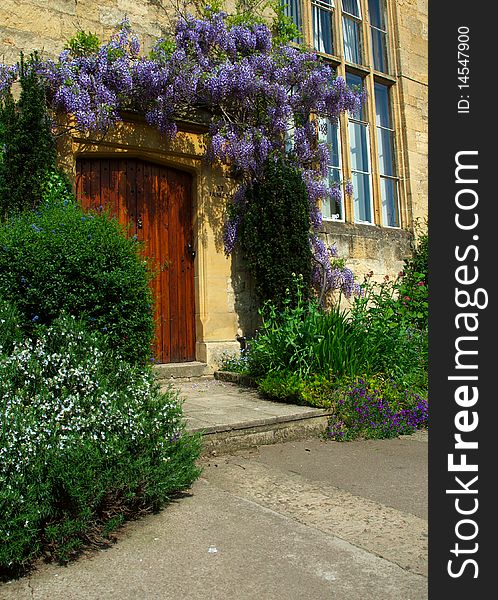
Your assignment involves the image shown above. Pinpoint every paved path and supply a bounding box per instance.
[1,432,428,600]
[1,381,428,599]
[169,379,327,433]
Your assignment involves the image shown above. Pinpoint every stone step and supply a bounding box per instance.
[170,379,331,456]
[196,411,331,457]
[153,361,212,382]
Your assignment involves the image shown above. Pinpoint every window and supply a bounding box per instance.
[282,0,303,42]
[312,0,335,55]
[347,73,373,223]
[342,0,363,64]
[368,0,388,72]
[375,83,399,226]
[318,117,343,220]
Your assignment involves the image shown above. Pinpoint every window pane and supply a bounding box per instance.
[371,28,388,72]
[352,172,372,222]
[368,0,385,29]
[319,119,340,167]
[342,0,360,17]
[349,122,369,172]
[377,128,394,176]
[346,73,364,119]
[322,167,342,219]
[380,177,399,227]
[343,17,361,64]
[313,6,334,55]
[282,0,302,40]
[374,83,391,127]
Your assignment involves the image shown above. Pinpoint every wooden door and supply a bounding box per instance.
[76,158,195,363]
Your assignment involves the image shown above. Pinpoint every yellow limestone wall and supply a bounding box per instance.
[392,0,428,227]
[1,0,428,366]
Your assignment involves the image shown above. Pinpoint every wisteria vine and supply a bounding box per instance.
[0,8,364,298]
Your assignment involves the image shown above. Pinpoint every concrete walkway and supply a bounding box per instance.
[0,380,428,599]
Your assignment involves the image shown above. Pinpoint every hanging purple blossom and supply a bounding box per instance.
[0,11,365,300]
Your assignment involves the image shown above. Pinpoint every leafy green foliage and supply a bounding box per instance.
[349,275,428,392]
[258,371,335,407]
[397,225,428,329]
[238,159,313,307]
[244,276,365,379]
[0,316,201,575]
[0,299,22,353]
[0,54,56,219]
[0,171,155,364]
[64,31,101,57]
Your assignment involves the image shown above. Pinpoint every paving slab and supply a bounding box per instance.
[166,379,330,442]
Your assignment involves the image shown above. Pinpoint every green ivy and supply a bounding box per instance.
[238,158,313,307]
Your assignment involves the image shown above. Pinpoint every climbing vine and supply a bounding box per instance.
[0,4,363,300]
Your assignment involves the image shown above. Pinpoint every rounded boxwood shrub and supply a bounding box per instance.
[0,315,201,575]
[0,171,154,364]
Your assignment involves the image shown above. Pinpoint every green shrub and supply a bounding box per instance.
[237,158,313,307]
[0,54,56,218]
[0,299,22,353]
[258,371,335,408]
[246,278,365,380]
[0,172,154,364]
[349,274,428,392]
[0,315,201,574]
[327,375,428,441]
[258,370,307,404]
[397,225,428,330]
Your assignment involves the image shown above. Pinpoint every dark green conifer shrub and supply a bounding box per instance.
[238,158,313,307]
[0,54,56,218]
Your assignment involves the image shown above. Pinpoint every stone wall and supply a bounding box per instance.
[392,0,428,227]
[0,0,176,65]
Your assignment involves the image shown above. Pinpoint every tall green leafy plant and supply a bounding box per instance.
[246,277,365,379]
[397,224,428,330]
[237,159,313,307]
[0,54,56,218]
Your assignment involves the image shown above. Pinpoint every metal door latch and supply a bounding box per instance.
[137,217,143,229]
[187,242,196,259]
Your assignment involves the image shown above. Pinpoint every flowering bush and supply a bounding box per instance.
[327,376,428,441]
[0,6,364,300]
[0,315,201,574]
[0,171,154,364]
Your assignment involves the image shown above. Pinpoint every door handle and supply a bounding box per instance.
[187,242,196,259]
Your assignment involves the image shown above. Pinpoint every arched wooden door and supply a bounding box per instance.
[76,158,196,364]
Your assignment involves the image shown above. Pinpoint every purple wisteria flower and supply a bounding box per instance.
[0,11,365,295]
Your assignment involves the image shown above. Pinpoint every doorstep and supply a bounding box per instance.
[153,361,212,382]
[166,379,331,455]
